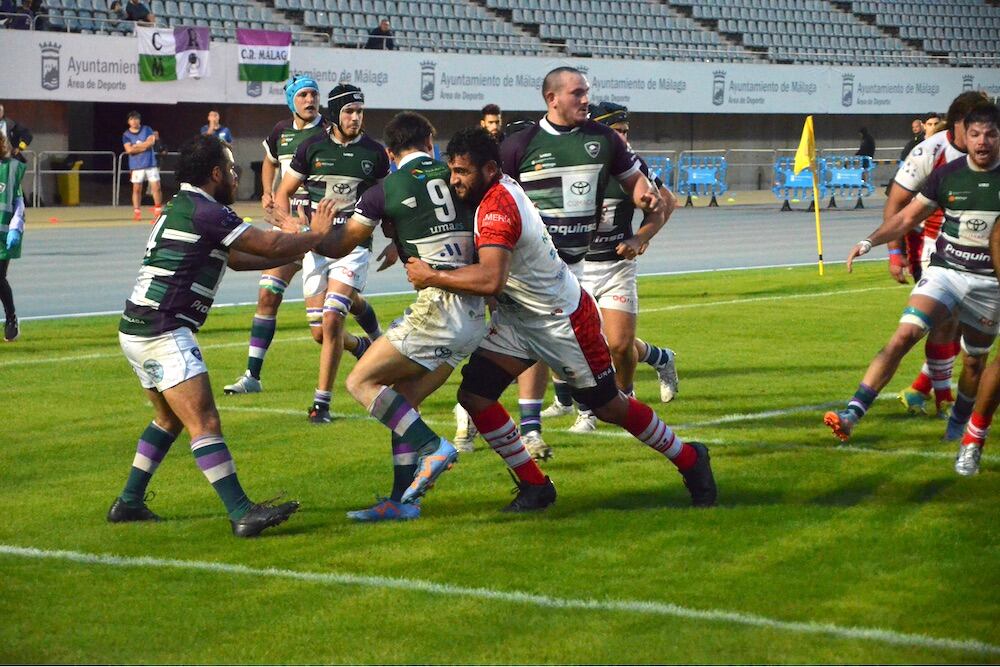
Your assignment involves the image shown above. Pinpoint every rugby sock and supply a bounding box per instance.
[120,421,177,504]
[369,387,439,453]
[553,379,574,408]
[910,364,933,396]
[354,302,382,340]
[519,398,543,435]
[962,411,991,448]
[313,389,332,408]
[191,434,252,520]
[639,340,672,368]
[390,434,419,502]
[623,397,697,471]
[846,383,878,421]
[473,403,546,484]
[347,334,372,360]
[926,341,957,404]
[951,392,975,426]
[246,315,277,379]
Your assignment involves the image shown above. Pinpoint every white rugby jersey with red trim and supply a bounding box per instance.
[475,174,581,317]
[894,130,966,240]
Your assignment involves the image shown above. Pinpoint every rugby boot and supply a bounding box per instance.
[453,403,478,453]
[540,400,574,418]
[943,414,968,442]
[522,430,552,461]
[680,442,717,507]
[655,348,679,403]
[568,411,597,433]
[824,409,858,442]
[308,402,332,424]
[400,438,458,504]
[133,208,142,222]
[501,473,557,512]
[935,399,954,420]
[898,387,931,415]
[346,497,421,522]
[231,498,300,537]
[3,315,19,342]
[224,370,263,395]
[107,496,162,523]
[954,443,982,477]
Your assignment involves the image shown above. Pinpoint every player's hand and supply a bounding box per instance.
[638,188,663,214]
[616,237,648,260]
[888,256,909,284]
[376,243,398,272]
[309,199,336,236]
[261,191,274,214]
[267,205,303,234]
[846,239,872,273]
[6,229,21,250]
[404,257,435,289]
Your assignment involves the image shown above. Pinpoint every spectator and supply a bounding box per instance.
[898,117,924,162]
[29,0,46,28]
[108,0,127,25]
[125,0,154,25]
[0,104,32,164]
[855,127,875,158]
[365,18,395,50]
[923,111,944,138]
[200,110,233,144]
[121,110,163,221]
[9,0,32,29]
[480,103,504,142]
[0,0,13,26]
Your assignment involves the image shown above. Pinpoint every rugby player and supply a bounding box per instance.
[223,77,383,399]
[545,101,679,436]
[826,102,1000,449]
[886,91,988,430]
[272,83,391,423]
[110,135,333,536]
[311,112,486,520]
[407,128,717,510]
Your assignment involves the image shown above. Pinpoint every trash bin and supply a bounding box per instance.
[57,160,83,206]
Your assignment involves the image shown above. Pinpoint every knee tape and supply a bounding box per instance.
[899,306,932,333]
[961,335,993,358]
[259,274,287,296]
[306,307,323,327]
[324,292,352,318]
[459,353,517,402]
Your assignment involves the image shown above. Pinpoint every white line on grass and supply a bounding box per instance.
[0,544,995,657]
[641,285,899,313]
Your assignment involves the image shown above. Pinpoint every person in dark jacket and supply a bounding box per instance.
[855,127,876,158]
[365,18,395,50]
[0,104,33,164]
[898,118,924,162]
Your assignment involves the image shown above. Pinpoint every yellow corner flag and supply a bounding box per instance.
[795,115,824,275]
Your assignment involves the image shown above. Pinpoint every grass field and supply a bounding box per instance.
[1,261,998,664]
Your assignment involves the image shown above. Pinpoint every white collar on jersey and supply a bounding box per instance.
[180,182,217,203]
[293,116,323,131]
[539,116,580,136]
[330,130,364,147]
[396,150,432,169]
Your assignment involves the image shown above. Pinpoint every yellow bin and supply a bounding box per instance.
[57,160,84,206]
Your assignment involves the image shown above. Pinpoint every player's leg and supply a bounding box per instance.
[107,387,182,523]
[148,168,163,216]
[130,171,143,220]
[957,351,1000,476]
[944,325,994,442]
[0,259,17,342]
[899,314,960,416]
[824,273,957,441]
[635,337,679,403]
[516,361,551,458]
[348,293,382,355]
[458,347,555,511]
[224,262,300,394]
[309,278,356,423]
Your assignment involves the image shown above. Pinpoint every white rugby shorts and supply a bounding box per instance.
[385,287,487,370]
[302,245,370,297]
[910,265,1000,335]
[580,258,639,314]
[119,327,208,392]
[130,167,161,184]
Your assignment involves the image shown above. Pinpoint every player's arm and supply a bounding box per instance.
[619,182,673,259]
[990,219,1000,278]
[273,171,305,216]
[883,181,917,283]
[847,196,934,272]
[229,203,334,261]
[405,246,511,297]
[226,249,303,271]
[260,159,278,212]
[312,214,375,259]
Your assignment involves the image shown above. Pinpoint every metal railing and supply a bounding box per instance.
[35,150,117,207]
[116,151,180,206]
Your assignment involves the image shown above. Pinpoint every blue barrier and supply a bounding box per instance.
[677,154,727,207]
[772,156,827,211]
[644,155,673,189]
[823,155,875,208]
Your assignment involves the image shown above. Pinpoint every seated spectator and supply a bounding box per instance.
[0,0,15,28]
[10,0,32,29]
[29,0,46,28]
[108,0,126,21]
[200,110,233,144]
[365,18,395,50]
[125,0,154,25]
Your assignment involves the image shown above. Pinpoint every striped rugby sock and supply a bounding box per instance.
[963,411,991,448]
[390,434,419,502]
[353,301,382,340]
[121,421,177,504]
[518,399,543,435]
[368,387,439,454]
[623,397,696,471]
[473,403,546,485]
[191,434,252,520]
[247,314,276,379]
[847,383,878,421]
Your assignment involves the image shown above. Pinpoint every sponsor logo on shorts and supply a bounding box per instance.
[980,316,997,327]
[434,346,453,358]
[142,359,164,383]
[337,266,357,278]
[190,347,203,361]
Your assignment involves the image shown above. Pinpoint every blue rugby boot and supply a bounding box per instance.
[400,438,458,504]
[346,497,421,522]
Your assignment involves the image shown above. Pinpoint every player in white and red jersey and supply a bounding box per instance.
[886,91,988,429]
[405,128,716,510]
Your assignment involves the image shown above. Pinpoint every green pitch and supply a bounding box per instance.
[1,262,997,664]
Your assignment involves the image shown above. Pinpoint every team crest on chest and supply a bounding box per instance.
[584,141,601,158]
[361,159,374,176]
